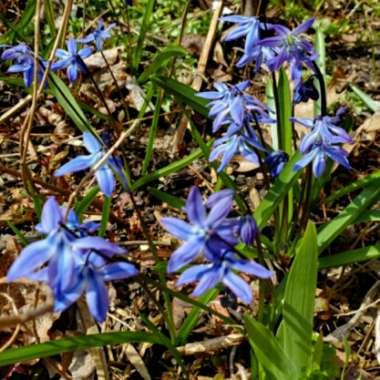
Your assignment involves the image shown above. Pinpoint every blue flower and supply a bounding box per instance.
[259,18,318,80]
[7,197,137,322]
[176,250,272,304]
[210,126,266,172]
[293,110,354,177]
[6,197,125,288]
[221,15,275,70]
[53,252,138,322]
[161,187,237,273]
[265,150,288,177]
[1,44,46,87]
[52,38,93,82]
[294,76,319,104]
[79,19,115,51]
[55,132,129,197]
[239,215,258,245]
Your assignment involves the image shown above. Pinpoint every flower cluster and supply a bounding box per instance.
[55,132,129,197]
[7,197,138,322]
[1,19,114,85]
[293,108,354,177]
[197,81,273,172]
[161,187,272,304]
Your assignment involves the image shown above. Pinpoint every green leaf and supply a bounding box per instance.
[317,181,380,253]
[350,85,380,112]
[244,315,298,380]
[139,46,187,83]
[148,188,185,209]
[142,88,162,174]
[176,289,219,346]
[319,244,380,269]
[132,147,204,190]
[278,69,292,155]
[314,25,326,116]
[98,196,111,237]
[254,152,302,229]
[5,221,28,246]
[74,186,99,216]
[0,332,168,366]
[280,221,318,376]
[325,171,380,204]
[48,73,98,136]
[132,0,156,72]
[153,76,209,117]
[355,210,380,224]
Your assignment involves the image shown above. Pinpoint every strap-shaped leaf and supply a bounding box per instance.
[244,315,297,380]
[280,221,318,376]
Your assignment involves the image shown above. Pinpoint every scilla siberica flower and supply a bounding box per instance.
[79,19,115,51]
[292,108,354,177]
[1,44,46,87]
[259,18,318,81]
[7,197,137,322]
[162,188,272,303]
[221,16,275,71]
[55,132,128,197]
[265,150,288,178]
[52,38,93,83]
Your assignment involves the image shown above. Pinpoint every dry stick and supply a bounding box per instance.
[172,0,224,152]
[0,292,21,351]
[19,0,74,195]
[20,0,43,195]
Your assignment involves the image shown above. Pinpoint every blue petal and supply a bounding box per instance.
[160,217,194,240]
[83,131,101,153]
[55,49,71,59]
[73,236,126,256]
[7,63,29,73]
[293,150,317,172]
[55,154,96,176]
[176,264,210,286]
[67,38,77,54]
[312,150,326,177]
[79,47,93,59]
[101,262,138,281]
[192,266,222,297]
[7,239,53,281]
[293,18,315,35]
[205,196,233,227]
[54,274,86,312]
[67,64,78,83]
[205,189,234,208]
[231,259,272,279]
[96,165,115,197]
[37,196,63,234]
[86,271,108,322]
[51,58,71,71]
[223,272,252,304]
[186,187,206,226]
[167,238,204,273]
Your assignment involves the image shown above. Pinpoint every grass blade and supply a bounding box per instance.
[319,244,380,269]
[0,332,171,366]
[132,0,156,72]
[350,85,380,112]
[244,315,297,380]
[317,180,380,253]
[148,188,185,209]
[153,76,208,116]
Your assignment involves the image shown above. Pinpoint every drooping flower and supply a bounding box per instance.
[7,197,137,322]
[161,187,237,273]
[55,132,129,197]
[210,126,266,172]
[1,44,46,87]
[292,109,354,177]
[259,18,318,80]
[265,150,288,177]
[294,76,319,104]
[239,215,258,245]
[53,252,138,322]
[221,16,275,70]
[52,38,93,82]
[176,249,272,304]
[79,19,115,51]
